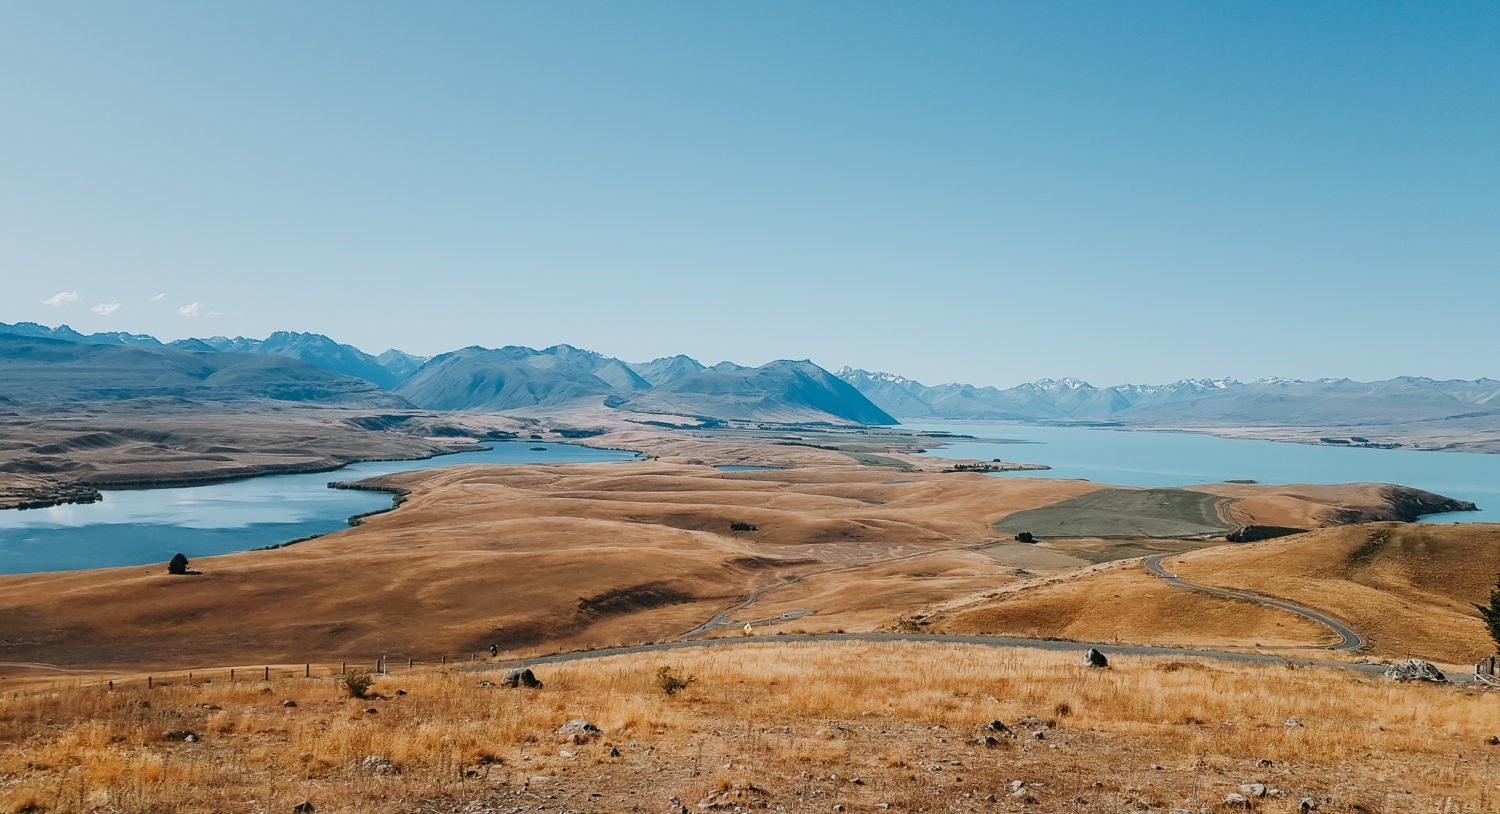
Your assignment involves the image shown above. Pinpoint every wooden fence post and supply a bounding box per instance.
[305,664,310,677]
[408,657,413,670]
[263,666,269,681]
[230,668,235,680]
[341,662,346,675]
[147,676,152,689]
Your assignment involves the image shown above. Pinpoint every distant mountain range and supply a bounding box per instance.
[0,322,893,424]
[835,368,1500,427]
[6,320,1498,430]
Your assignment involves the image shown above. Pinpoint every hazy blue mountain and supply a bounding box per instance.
[176,331,405,388]
[0,321,162,347]
[621,360,896,424]
[837,367,1500,427]
[0,334,408,408]
[393,345,630,411]
[375,349,429,383]
[628,355,707,386]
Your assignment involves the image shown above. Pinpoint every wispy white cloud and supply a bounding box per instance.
[150,292,167,302]
[178,301,203,317]
[43,291,80,307]
[91,302,121,316]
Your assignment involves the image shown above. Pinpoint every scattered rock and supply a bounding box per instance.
[364,707,378,714]
[1239,783,1268,798]
[502,667,544,689]
[1224,793,1250,808]
[163,730,199,743]
[1016,717,1043,728]
[1487,736,1499,746]
[359,755,397,775]
[608,745,621,757]
[1384,658,1447,683]
[476,680,494,687]
[979,720,1012,736]
[292,803,314,814]
[976,735,1001,747]
[281,700,297,708]
[395,689,407,696]
[1298,798,1317,812]
[1255,758,1273,768]
[1082,647,1109,668]
[1283,719,1303,728]
[556,719,602,740]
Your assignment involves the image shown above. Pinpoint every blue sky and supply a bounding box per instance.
[2,2,1496,387]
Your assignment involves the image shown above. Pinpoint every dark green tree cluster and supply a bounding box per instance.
[1477,574,1500,654]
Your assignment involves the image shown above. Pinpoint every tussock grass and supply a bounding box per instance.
[1,642,1496,812]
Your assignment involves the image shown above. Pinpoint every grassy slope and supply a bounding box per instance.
[2,642,1496,814]
[992,488,1230,538]
[1164,522,1500,664]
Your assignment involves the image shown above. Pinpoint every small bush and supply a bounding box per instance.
[655,665,695,696]
[730,521,757,532]
[342,667,374,699]
[167,553,189,575]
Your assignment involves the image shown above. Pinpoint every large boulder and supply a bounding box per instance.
[1383,659,1447,683]
[1082,647,1109,668]
[501,667,543,689]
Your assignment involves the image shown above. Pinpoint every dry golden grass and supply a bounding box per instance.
[1164,522,1500,665]
[918,559,1339,650]
[2,642,1496,813]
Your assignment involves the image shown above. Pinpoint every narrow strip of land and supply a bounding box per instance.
[480,632,1465,681]
[1142,553,1364,651]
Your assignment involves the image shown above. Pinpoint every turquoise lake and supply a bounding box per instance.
[905,421,1498,523]
[0,441,636,575]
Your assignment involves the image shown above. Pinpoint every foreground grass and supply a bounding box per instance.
[2,642,1497,812]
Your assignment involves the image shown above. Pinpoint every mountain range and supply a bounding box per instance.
[0,323,893,424]
[5,320,1499,430]
[834,368,1500,427]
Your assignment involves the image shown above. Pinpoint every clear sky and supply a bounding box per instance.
[2,1,1496,388]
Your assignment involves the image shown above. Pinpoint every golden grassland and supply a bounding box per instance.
[0,456,1445,676]
[2,642,1497,813]
[916,522,1500,667]
[1164,523,1500,665]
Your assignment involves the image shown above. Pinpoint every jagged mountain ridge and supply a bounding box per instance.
[0,333,408,408]
[0,323,892,424]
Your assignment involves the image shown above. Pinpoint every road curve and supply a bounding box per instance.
[478,632,1426,679]
[1143,554,1365,651]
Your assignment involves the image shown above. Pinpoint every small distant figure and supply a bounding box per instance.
[743,623,754,636]
[489,643,499,657]
[167,553,190,575]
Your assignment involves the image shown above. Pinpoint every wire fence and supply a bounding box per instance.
[39,651,522,693]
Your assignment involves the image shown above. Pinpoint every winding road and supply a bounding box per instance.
[1142,553,1365,651]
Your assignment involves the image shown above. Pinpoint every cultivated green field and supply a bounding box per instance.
[992,487,1230,538]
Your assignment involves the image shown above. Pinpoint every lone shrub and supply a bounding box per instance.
[343,667,374,699]
[729,521,757,532]
[655,665,695,696]
[167,553,189,575]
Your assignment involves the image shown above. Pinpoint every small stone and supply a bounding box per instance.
[1283,719,1303,727]
[1082,647,1109,668]
[1256,758,1273,767]
[1298,798,1317,812]
[833,806,845,812]
[1239,783,1267,798]
[476,680,494,687]
[163,729,199,742]
[292,803,314,814]
[979,720,1012,735]
[282,700,297,708]
[976,735,1000,747]
[1224,793,1250,808]
[608,746,621,757]
[359,755,397,775]
[502,667,544,689]
[556,719,602,740]
[364,707,378,714]
[1487,735,1499,746]
[394,689,407,696]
